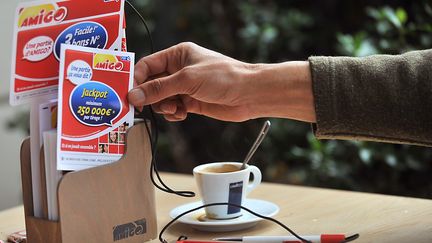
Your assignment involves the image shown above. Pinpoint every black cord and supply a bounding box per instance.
[142,111,195,197]
[149,108,195,197]
[125,0,154,54]
[125,2,359,243]
[159,202,313,243]
[126,0,195,198]
[160,202,360,243]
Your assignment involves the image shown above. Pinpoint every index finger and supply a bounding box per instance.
[134,43,186,85]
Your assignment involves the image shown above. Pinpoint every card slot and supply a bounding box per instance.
[20,123,157,243]
[21,139,61,243]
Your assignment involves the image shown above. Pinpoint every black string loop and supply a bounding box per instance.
[143,114,196,197]
[125,0,196,198]
[159,202,313,243]
[125,0,154,53]
[125,2,359,243]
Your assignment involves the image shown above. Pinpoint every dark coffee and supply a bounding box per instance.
[201,164,241,173]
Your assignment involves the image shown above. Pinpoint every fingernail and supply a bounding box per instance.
[128,88,145,104]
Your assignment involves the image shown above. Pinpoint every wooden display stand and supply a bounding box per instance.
[20,123,157,243]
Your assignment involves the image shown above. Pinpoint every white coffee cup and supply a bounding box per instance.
[193,162,262,219]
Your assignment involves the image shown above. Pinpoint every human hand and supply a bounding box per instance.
[128,42,259,122]
[128,42,315,122]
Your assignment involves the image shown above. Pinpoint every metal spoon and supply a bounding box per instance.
[240,120,271,170]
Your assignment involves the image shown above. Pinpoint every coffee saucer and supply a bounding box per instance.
[169,199,279,232]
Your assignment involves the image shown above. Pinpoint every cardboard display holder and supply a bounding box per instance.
[20,122,157,243]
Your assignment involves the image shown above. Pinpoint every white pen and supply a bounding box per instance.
[214,234,349,243]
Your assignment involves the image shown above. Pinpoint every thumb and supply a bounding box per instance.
[128,73,185,106]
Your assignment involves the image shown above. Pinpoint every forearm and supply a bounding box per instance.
[246,61,316,122]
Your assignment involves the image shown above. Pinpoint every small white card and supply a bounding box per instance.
[28,99,58,218]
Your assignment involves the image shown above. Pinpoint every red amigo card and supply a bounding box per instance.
[57,44,134,171]
[10,0,125,106]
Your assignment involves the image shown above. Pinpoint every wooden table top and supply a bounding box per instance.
[1,172,432,242]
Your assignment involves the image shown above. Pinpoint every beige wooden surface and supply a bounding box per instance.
[1,172,432,242]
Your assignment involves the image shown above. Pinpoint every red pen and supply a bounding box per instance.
[214,234,346,243]
[177,241,234,243]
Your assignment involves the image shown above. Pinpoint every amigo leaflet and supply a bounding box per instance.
[10,0,125,105]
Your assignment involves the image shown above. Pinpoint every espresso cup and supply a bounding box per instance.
[193,162,262,219]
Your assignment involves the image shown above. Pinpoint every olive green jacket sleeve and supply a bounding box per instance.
[308,49,432,147]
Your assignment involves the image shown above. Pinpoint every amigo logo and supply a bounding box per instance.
[18,4,67,28]
[113,219,146,241]
[93,54,124,71]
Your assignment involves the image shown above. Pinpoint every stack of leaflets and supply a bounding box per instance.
[9,0,134,221]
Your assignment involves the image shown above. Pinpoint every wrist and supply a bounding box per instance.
[245,61,316,122]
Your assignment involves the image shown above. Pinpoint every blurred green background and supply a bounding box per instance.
[10,0,432,199]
